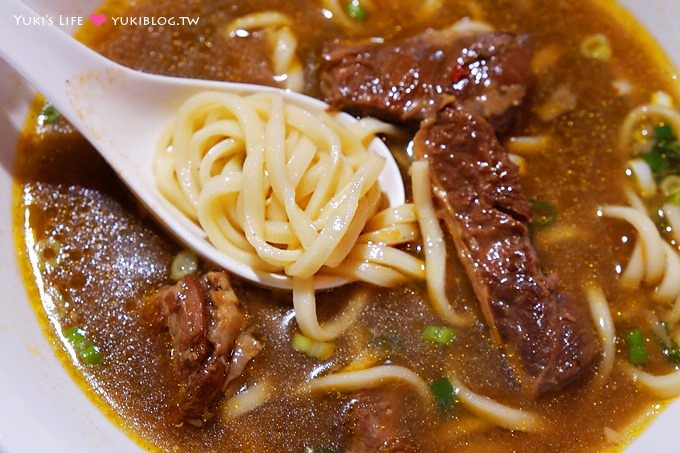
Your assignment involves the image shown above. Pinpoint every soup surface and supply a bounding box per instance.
[12,0,680,451]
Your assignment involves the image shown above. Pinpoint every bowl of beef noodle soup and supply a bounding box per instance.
[2,0,680,451]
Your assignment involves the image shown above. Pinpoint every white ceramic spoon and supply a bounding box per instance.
[0,0,405,290]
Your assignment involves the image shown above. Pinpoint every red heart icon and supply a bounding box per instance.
[88,13,107,26]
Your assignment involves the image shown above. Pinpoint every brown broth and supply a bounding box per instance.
[12,0,680,451]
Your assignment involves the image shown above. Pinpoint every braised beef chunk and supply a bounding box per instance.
[343,390,416,453]
[414,106,598,396]
[148,271,261,423]
[321,27,531,131]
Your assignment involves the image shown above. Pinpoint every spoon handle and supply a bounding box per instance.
[0,0,117,123]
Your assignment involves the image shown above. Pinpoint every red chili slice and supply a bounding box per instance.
[450,64,469,84]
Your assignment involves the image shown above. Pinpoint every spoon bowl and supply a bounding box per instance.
[0,0,405,290]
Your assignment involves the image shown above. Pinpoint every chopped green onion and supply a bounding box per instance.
[625,328,648,366]
[661,174,680,205]
[170,250,198,281]
[430,377,457,412]
[661,175,680,197]
[633,123,680,187]
[668,191,680,206]
[40,104,61,125]
[641,151,669,174]
[661,340,680,367]
[529,198,557,228]
[421,325,456,345]
[657,141,680,160]
[654,321,680,367]
[344,0,367,21]
[293,332,313,352]
[663,347,680,366]
[655,124,676,142]
[62,326,104,365]
[650,124,680,184]
[292,332,335,360]
[580,34,612,61]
